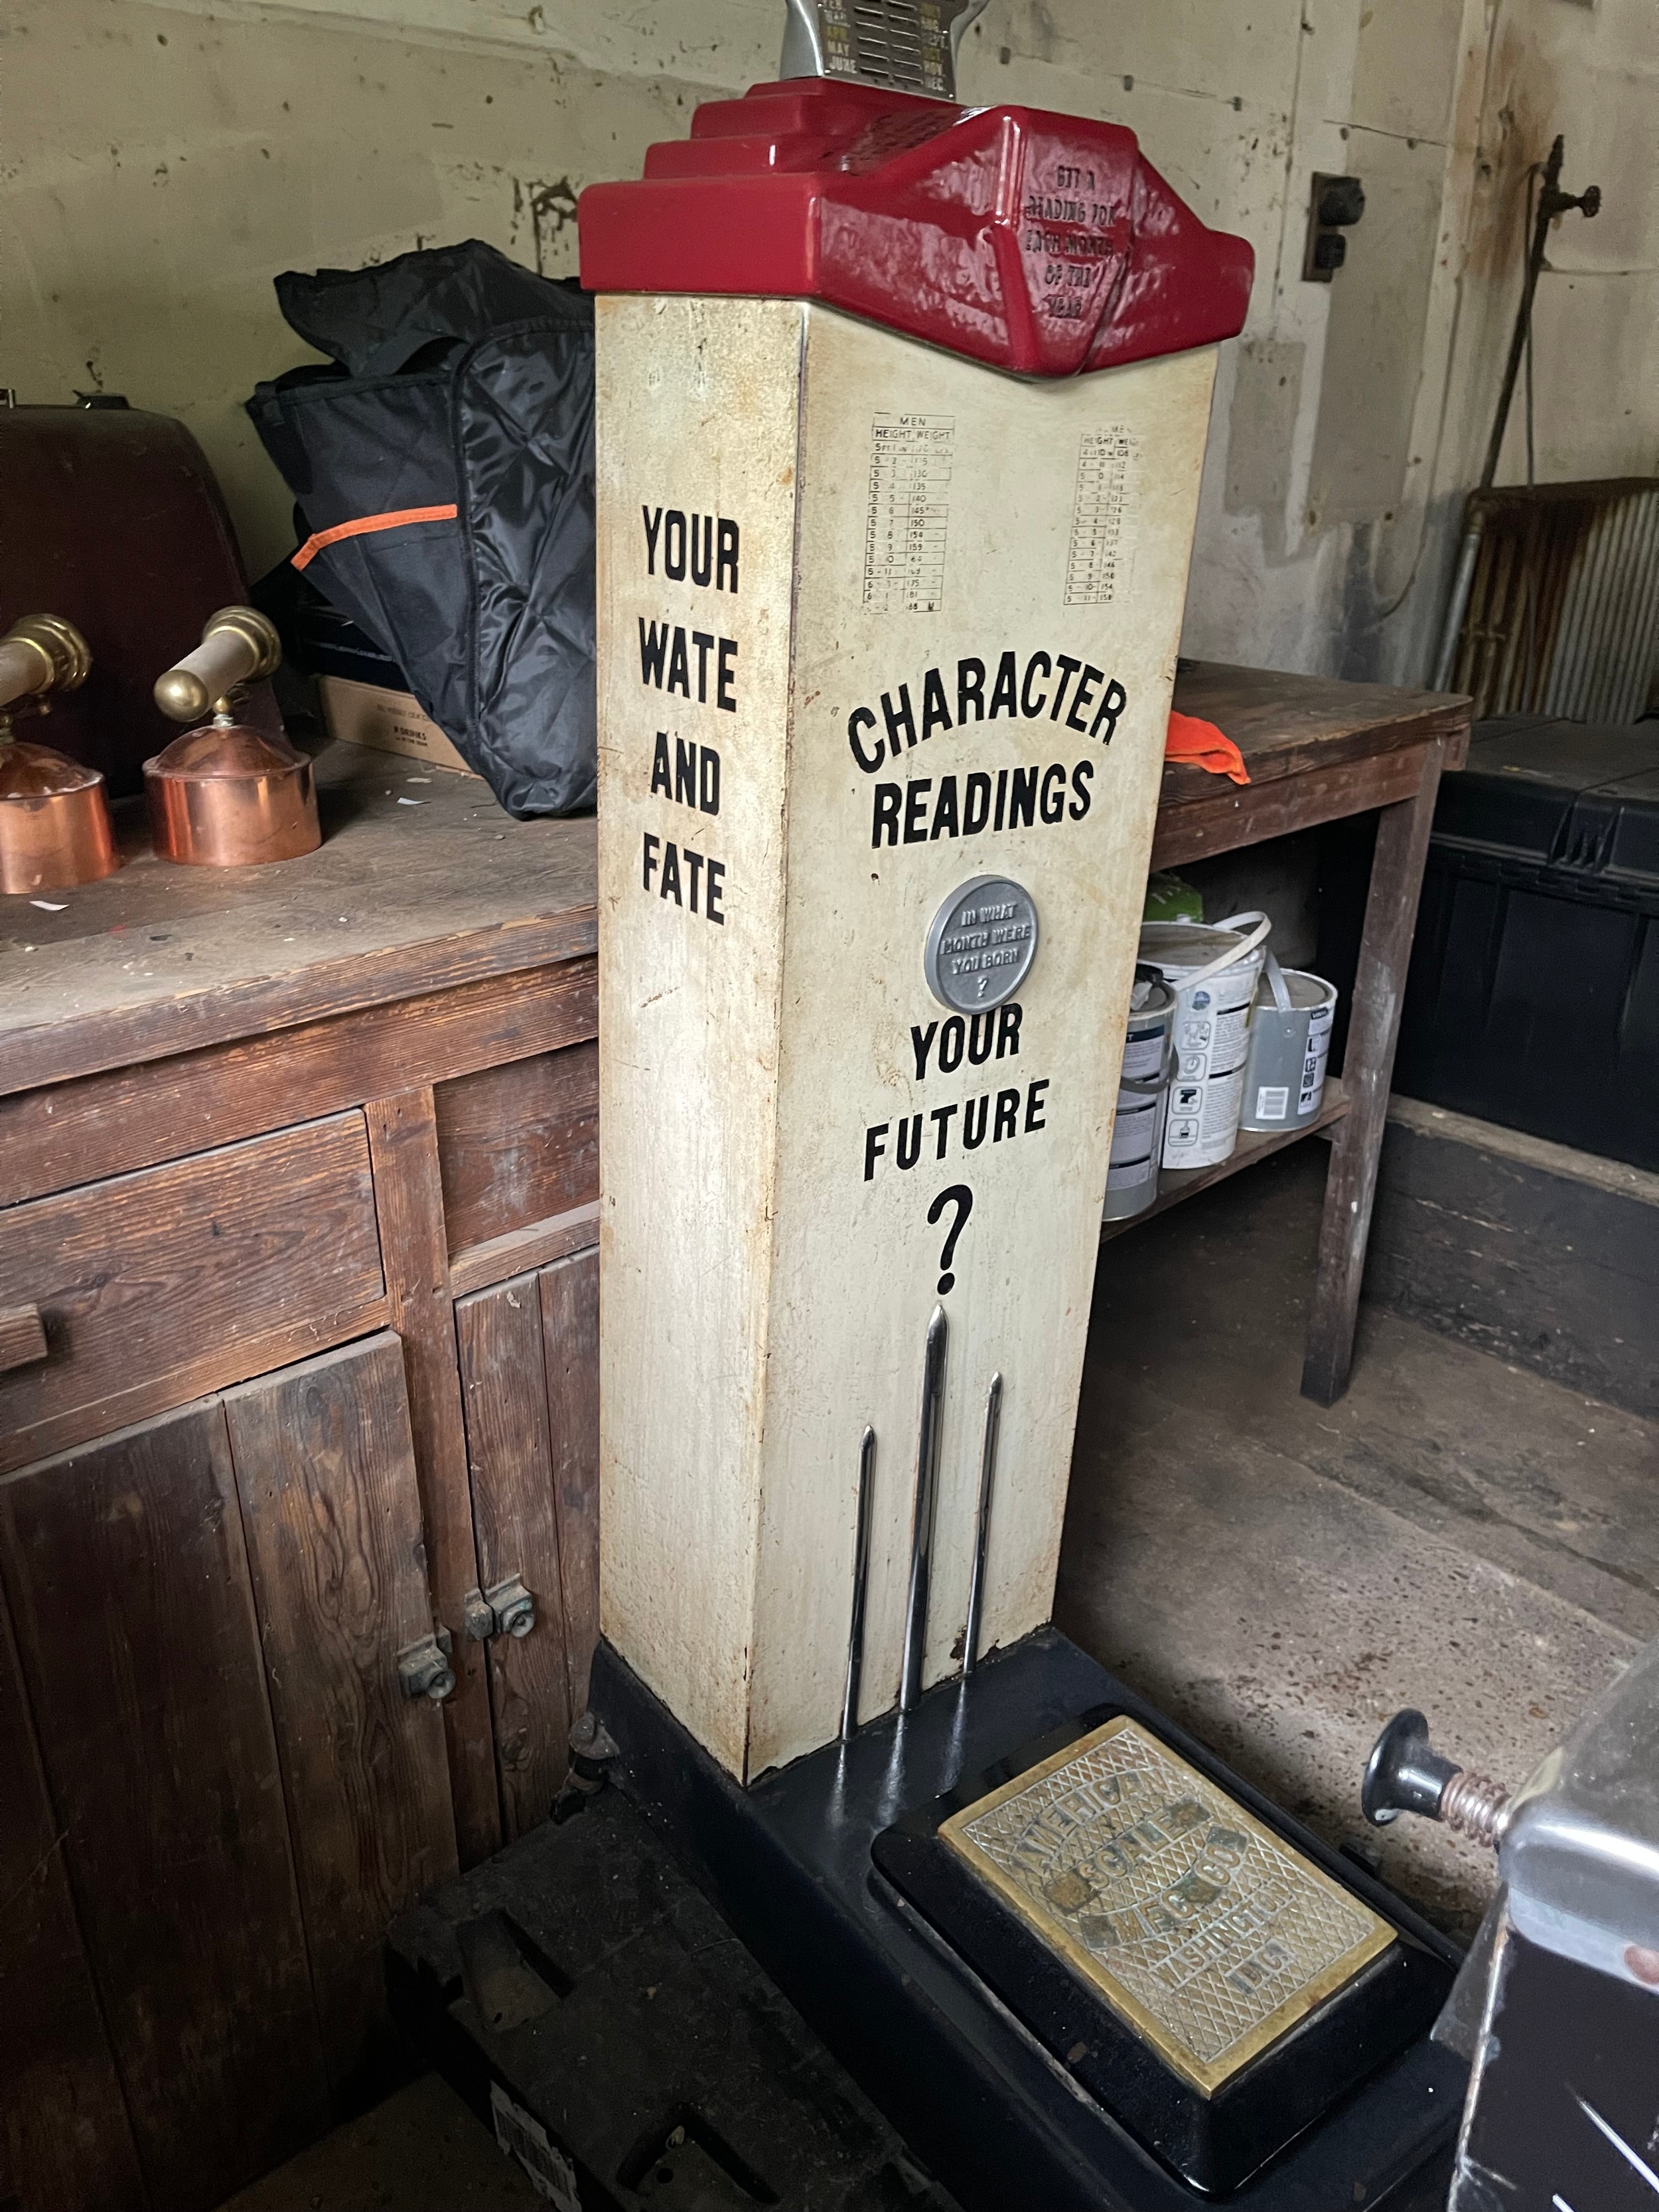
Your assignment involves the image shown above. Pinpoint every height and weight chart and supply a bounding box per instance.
[1065,429,1135,607]
[863,413,955,613]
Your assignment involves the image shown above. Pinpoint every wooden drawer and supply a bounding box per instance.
[434,1040,598,1261]
[0,1114,386,1473]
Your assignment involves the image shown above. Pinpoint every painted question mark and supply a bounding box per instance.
[927,1184,974,1294]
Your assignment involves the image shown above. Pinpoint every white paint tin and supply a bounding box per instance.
[1138,913,1271,1171]
[1104,968,1175,1221]
[1239,959,1337,1131]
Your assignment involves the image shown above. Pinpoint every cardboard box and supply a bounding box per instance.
[317,674,478,774]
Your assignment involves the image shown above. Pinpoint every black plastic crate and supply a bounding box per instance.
[1394,716,1659,1171]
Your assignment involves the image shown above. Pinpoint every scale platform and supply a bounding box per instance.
[595,1629,1465,2208]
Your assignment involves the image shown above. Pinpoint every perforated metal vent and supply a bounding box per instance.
[851,1,937,90]
[780,0,987,100]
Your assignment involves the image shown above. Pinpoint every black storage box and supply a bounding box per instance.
[1394,715,1659,1171]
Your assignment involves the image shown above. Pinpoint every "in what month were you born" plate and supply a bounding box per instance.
[940,1716,1395,2095]
[923,874,1039,1012]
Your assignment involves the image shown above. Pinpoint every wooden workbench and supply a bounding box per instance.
[0,660,1466,2212]
[1113,660,1471,1406]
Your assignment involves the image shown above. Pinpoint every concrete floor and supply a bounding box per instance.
[223,1136,1657,2203]
[1058,1138,1654,1941]
[218,2075,540,2209]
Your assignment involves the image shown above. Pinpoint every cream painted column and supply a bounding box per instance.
[597,293,1217,1783]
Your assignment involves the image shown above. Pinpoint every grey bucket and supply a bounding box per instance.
[1104,968,1176,1222]
[1238,954,1337,1132]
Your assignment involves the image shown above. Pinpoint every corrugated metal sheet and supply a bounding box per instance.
[1451,479,1659,723]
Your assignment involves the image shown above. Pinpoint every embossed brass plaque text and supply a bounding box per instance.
[940,1716,1394,2094]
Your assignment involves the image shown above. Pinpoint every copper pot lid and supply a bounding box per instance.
[144,720,310,781]
[0,737,109,798]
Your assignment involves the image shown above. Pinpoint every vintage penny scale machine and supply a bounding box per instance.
[571,12,1466,2204]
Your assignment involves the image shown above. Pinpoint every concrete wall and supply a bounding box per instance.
[4,0,1654,671]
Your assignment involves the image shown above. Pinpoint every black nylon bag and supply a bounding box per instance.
[246,240,595,817]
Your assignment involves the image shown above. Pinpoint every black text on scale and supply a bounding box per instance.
[847,650,1127,771]
[849,651,1124,849]
[636,506,740,923]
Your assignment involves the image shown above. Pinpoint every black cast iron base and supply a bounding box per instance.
[593,1627,1467,2209]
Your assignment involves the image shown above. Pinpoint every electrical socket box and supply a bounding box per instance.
[1303,172,1366,281]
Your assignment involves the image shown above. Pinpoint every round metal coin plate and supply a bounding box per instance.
[924,874,1040,1013]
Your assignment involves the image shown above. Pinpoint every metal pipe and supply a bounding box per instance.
[962,1372,1001,1678]
[840,1426,875,1743]
[899,1307,948,1714]
[1430,516,1483,691]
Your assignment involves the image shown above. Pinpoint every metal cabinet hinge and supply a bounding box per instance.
[397,1624,455,1702]
[461,1576,536,1642]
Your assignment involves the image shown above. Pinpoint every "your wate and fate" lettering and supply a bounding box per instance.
[636,504,741,926]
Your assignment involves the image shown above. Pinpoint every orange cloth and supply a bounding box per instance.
[1167,709,1250,785]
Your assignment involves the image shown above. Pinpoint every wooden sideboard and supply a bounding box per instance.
[0,744,599,2212]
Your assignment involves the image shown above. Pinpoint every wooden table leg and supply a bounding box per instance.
[1301,737,1449,1406]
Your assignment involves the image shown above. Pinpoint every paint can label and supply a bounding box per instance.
[1164,1059,1245,1159]
[1299,999,1334,1116]
[1110,1098,1159,1169]
[1121,1026,1167,1082]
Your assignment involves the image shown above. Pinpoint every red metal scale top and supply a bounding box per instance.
[579,79,1253,380]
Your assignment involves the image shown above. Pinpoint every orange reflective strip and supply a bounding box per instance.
[291,503,458,571]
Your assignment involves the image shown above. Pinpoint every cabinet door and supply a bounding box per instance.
[0,1400,328,2212]
[456,1245,599,1840]
[0,1576,146,2212]
[224,1333,458,2107]
[0,1333,457,2212]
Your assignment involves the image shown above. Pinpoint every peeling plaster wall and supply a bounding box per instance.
[3,0,1654,674]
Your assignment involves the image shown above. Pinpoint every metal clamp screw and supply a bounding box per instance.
[486,1574,536,1639]
[462,1576,536,1641]
[397,1626,455,1703]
